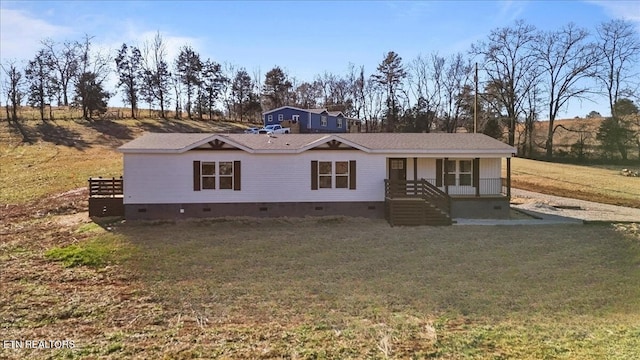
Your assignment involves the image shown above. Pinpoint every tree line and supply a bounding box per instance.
[1,19,639,160]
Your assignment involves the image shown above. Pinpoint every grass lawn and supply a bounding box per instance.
[111,218,640,359]
[506,157,640,208]
[4,216,640,359]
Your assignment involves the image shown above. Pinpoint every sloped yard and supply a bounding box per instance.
[4,206,638,359]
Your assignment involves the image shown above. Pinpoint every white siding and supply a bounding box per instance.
[123,152,507,205]
[480,158,501,178]
[417,158,435,179]
[124,151,388,204]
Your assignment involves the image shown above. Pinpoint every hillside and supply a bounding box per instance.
[0,118,250,204]
[529,116,639,160]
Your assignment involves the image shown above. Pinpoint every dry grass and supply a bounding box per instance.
[3,212,640,359]
[2,116,640,358]
[506,157,640,208]
[527,116,639,160]
[0,118,248,204]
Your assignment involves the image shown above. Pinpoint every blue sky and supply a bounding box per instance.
[1,0,639,117]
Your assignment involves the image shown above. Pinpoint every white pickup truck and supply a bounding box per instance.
[258,124,290,134]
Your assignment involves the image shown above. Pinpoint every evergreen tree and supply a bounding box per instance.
[371,51,406,132]
[115,43,143,119]
[175,46,202,120]
[262,66,291,110]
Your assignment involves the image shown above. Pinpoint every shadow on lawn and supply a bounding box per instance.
[137,118,214,133]
[6,119,34,144]
[83,119,135,141]
[35,121,90,149]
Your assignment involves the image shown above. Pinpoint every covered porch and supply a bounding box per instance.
[384,156,512,225]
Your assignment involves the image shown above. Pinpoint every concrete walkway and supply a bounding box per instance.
[455,188,640,225]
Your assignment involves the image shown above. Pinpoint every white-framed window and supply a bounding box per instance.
[201,162,216,189]
[318,161,350,188]
[335,161,349,188]
[267,115,273,123]
[321,115,327,127]
[337,117,343,128]
[312,160,355,190]
[318,161,332,188]
[198,161,238,190]
[445,159,472,186]
[278,114,283,122]
[218,161,234,189]
[292,115,299,123]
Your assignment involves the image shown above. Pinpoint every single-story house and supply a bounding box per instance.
[263,106,350,133]
[117,133,516,225]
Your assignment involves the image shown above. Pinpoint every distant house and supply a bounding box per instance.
[263,106,350,133]
[117,132,516,225]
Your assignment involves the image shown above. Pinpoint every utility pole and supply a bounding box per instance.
[474,62,478,134]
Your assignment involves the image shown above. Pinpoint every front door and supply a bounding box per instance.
[388,158,407,196]
[389,158,407,182]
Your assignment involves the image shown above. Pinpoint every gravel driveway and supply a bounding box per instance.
[511,188,640,223]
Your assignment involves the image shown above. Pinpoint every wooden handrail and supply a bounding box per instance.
[384,179,451,215]
[88,177,123,197]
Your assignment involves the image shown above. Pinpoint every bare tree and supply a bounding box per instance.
[595,19,640,118]
[346,63,366,119]
[362,78,385,132]
[407,53,445,133]
[42,38,79,106]
[1,60,25,122]
[142,32,171,118]
[534,23,600,159]
[292,81,320,109]
[471,20,540,146]
[440,53,474,132]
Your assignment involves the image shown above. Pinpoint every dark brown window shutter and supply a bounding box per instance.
[349,160,356,190]
[473,158,480,187]
[435,159,443,187]
[193,161,201,191]
[311,161,318,190]
[233,161,241,191]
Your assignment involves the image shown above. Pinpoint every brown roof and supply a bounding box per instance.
[119,132,516,155]
[118,133,213,152]
[339,133,515,152]
[221,133,330,151]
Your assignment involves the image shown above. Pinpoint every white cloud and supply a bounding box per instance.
[0,8,73,61]
[497,0,528,24]
[588,1,640,24]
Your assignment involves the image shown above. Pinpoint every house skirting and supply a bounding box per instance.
[89,197,124,217]
[124,201,386,220]
[450,197,510,219]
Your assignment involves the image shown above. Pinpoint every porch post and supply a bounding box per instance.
[506,157,511,197]
[444,157,449,194]
[413,157,418,196]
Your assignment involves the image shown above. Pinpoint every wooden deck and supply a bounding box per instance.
[88,177,124,217]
